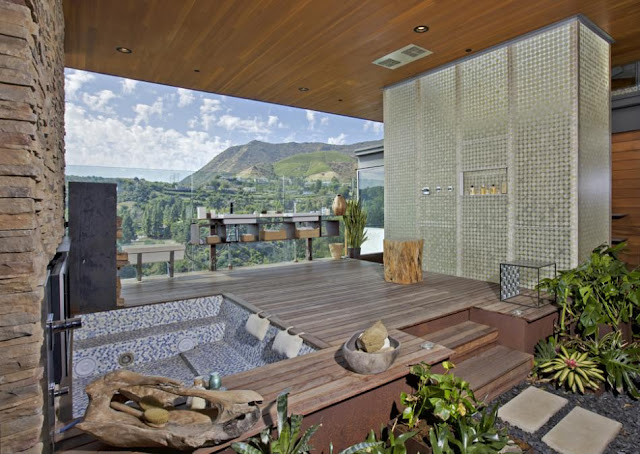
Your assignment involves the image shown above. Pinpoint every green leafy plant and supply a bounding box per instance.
[429,424,453,454]
[357,425,416,454]
[401,361,479,429]
[538,243,640,337]
[448,405,509,454]
[427,406,508,454]
[232,391,320,454]
[331,441,384,454]
[343,199,368,249]
[539,345,604,393]
[533,335,558,375]
[566,331,640,398]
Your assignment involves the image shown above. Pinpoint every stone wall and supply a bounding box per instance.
[0,0,65,452]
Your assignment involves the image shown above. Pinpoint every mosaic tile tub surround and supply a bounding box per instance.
[72,295,316,417]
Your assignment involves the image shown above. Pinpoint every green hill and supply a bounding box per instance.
[274,150,354,179]
[183,139,381,188]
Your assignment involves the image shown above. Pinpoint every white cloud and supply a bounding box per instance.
[328,133,347,145]
[305,110,316,130]
[65,102,231,171]
[268,115,279,127]
[133,97,163,125]
[187,117,200,129]
[65,70,94,99]
[363,120,384,134]
[320,116,329,126]
[177,88,195,107]
[216,114,272,134]
[82,89,117,113]
[198,98,223,130]
[201,98,223,114]
[120,78,138,95]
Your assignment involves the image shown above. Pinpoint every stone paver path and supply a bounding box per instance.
[498,386,567,433]
[498,387,623,454]
[542,407,622,454]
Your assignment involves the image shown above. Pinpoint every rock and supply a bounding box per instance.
[144,408,170,426]
[360,320,388,353]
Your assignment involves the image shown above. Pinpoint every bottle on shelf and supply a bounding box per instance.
[501,182,508,194]
[469,185,476,196]
[490,184,497,195]
[480,184,487,195]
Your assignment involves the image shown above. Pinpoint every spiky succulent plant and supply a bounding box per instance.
[539,346,604,393]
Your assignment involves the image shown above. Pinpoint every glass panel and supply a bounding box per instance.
[612,62,637,92]
[358,166,384,253]
[65,165,349,277]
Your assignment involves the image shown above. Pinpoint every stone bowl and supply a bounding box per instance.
[341,331,401,375]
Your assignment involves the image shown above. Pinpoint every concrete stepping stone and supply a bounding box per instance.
[497,386,568,433]
[542,407,622,454]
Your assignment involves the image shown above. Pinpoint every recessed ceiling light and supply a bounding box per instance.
[413,25,429,33]
[116,46,132,54]
[298,87,310,92]
[465,48,473,53]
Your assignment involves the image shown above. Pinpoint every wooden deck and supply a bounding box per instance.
[58,259,547,453]
[121,259,518,346]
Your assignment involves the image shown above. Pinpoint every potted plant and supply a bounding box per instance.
[343,199,368,259]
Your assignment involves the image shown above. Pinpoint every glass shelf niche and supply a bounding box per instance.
[460,167,508,197]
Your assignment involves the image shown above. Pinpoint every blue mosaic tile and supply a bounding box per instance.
[72,355,196,418]
[129,355,197,384]
[75,315,225,350]
[218,298,317,366]
[182,341,255,377]
[73,321,224,378]
[72,295,317,419]
[74,295,222,341]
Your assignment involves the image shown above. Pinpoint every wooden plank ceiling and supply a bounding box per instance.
[64,0,640,122]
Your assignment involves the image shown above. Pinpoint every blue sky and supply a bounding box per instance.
[64,69,384,172]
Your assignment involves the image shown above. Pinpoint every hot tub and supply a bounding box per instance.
[72,295,316,417]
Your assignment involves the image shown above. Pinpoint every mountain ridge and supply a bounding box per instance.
[186,139,382,187]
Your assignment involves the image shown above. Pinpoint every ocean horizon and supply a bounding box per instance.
[66,165,194,183]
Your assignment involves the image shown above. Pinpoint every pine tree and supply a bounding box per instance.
[121,211,137,244]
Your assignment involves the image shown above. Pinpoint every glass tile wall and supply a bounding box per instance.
[384,20,610,282]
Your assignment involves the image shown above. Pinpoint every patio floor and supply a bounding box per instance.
[121,258,554,347]
[58,259,551,453]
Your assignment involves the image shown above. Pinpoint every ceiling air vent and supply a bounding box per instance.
[376,58,402,68]
[402,45,428,58]
[373,44,432,70]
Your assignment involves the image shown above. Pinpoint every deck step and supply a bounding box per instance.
[423,320,498,362]
[454,345,533,403]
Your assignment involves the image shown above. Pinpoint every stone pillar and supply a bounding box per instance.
[0,0,65,452]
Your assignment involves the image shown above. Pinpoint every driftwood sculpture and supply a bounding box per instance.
[77,370,263,450]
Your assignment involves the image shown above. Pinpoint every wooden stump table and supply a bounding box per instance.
[383,238,424,284]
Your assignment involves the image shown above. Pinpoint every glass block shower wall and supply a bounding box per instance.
[384,20,610,283]
[578,22,612,262]
[384,80,418,240]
